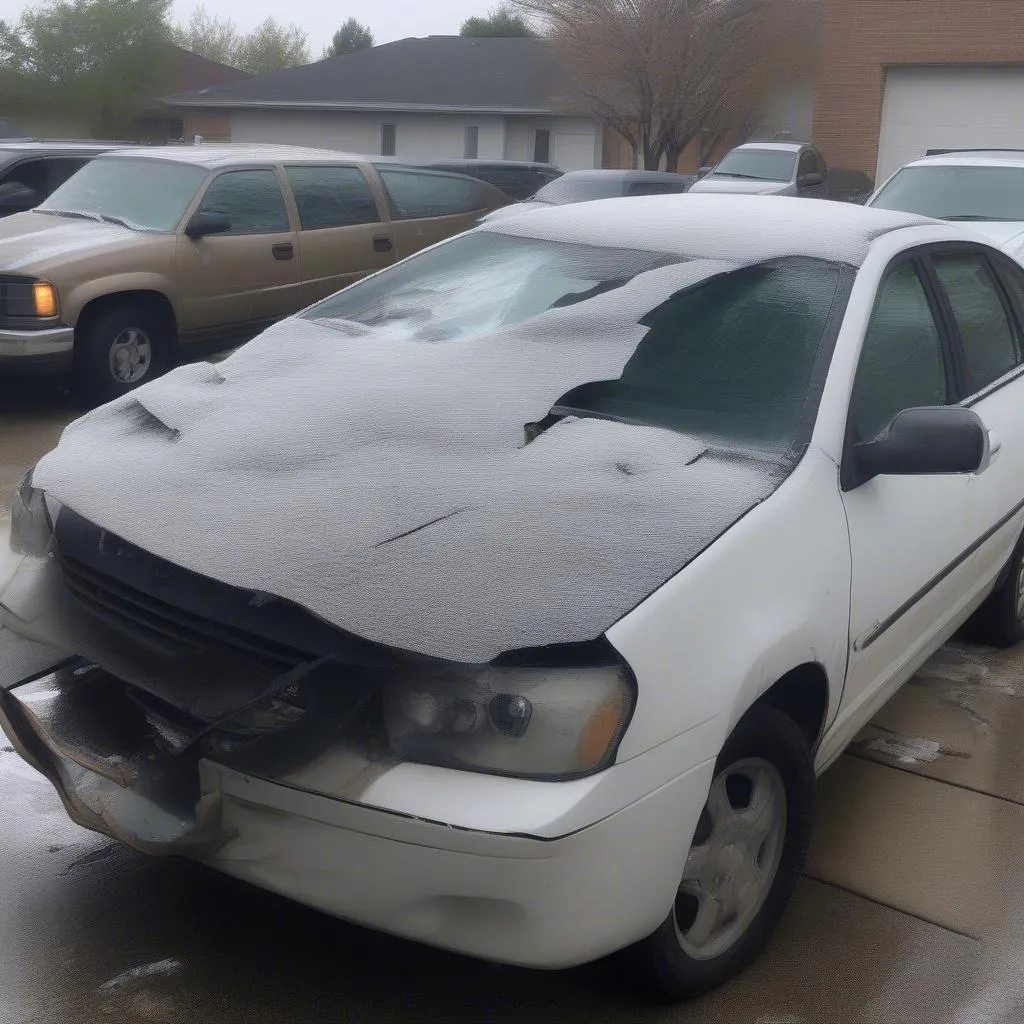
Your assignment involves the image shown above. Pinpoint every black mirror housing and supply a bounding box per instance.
[798,171,824,188]
[185,209,231,239]
[844,406,989,490]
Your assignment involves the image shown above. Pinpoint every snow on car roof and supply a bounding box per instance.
[905,151,1024,169]
[97,144,373,168]
[482,193,934,267]
[733,142,805,152]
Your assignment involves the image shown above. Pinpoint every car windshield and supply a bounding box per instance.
[37,157,207,231]
[303,231,848,452]
[711,149,797,182]
[869,165,1024,221]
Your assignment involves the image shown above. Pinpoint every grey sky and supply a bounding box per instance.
[0,0,494,53]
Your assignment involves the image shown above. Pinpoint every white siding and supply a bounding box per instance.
[229,109,505,161]
[503,115,601,170]
[877,66,1024,182]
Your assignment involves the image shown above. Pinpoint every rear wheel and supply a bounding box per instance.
[624,707,814,1000]
[965,535,1024,648]
[74,301,173,404]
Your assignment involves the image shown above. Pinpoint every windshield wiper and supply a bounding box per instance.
[712,172,767,180]
[96,213,136,229]
[940,214,1020,222]
[36,208,104,222]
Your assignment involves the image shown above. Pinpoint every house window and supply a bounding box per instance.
[533,128,550,164]
[464,125,479,160]
[381,123,397,157]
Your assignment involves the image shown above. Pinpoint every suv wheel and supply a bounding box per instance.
[965,534,1024,648]
[75,301,173,404]
[623,707,814,1000]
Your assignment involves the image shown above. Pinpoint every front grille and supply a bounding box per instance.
[58,552,309,669]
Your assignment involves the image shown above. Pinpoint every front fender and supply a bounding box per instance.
[64,273,180,327]
[607,448,851,762]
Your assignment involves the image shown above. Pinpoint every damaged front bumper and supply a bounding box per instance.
[0,518,717,968]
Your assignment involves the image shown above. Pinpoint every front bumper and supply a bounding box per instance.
[0,325,74,374]
[0,634,715,969]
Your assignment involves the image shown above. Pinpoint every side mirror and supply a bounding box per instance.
[696,166,713,179]
[845,406,989,490]
[798,171,824,188]
[185,209,231,239]
[0,183,42,211]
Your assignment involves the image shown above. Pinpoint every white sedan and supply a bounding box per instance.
[3,195,1024,1000]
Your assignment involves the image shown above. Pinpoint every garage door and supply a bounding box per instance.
[877,66,1024,183]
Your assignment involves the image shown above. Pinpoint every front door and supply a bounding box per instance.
[283,164,396,307]
[839,256,983,724]
[176,167,300,339]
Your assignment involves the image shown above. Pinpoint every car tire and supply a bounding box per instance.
[74,301,173,405]
[964,535,1024,648]
[623,706,815,1001]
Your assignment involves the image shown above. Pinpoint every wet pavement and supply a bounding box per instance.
[3,381,1024,1023]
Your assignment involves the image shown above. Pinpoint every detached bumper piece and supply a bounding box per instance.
[0,649,377,856]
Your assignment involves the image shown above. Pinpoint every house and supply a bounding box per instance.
[166,36,605,171]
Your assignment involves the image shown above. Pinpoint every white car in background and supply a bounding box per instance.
[868,150,1024,259]
[4,196,1024,1000]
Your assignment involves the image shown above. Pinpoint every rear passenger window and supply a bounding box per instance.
[200,169,289,235]
[932,252,1021,393]
[852,262,949,441]
[379,169,487,220]
[286,166,381,230]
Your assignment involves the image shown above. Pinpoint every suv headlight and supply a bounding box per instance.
[10,470,52,556]
[0,276,58,318]
[383,640,636,779]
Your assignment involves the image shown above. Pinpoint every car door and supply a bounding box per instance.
[176,166,300,337]
[839,255,983,721]
[925,246,1024,584]
[283,164,396,307]
[373,167,506,261]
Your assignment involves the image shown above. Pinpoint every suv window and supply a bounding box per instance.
[0,156,91,199]
[379,169,488,220]
[627,180,688,196]
[931,252,1021,393]
[200,169,289,235]
[285,165,381,230]
[851,262,949,441]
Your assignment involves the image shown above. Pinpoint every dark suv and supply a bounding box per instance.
[414,160,562,201]
[0,141,127,217]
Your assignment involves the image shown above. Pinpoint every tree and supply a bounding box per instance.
[0,0,174,136]
[460,4,537,37]
[324,16,373,58]
[171,4,240,66]
[516,0,821,170]
[172,5,309,73]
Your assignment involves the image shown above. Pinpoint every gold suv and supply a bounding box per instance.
[0,144,511,401]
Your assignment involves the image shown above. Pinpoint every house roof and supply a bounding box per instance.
[162,45,250,95]
[164,36,561,114]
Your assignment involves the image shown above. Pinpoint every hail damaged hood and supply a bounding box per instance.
[32,263,786,664]
[0,211,137,273]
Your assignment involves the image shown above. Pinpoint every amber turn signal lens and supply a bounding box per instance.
[33,282,57,318]
[578,695,627,770]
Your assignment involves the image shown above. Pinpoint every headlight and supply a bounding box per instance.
[10,469,52,556]
[383,640,636,779]
[0,276,58,318]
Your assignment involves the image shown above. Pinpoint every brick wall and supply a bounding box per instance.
[182,111,232,143]
[815,0,1024,174]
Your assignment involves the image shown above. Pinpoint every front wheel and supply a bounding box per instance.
[74,302,173,404]
[624,707,815,1000]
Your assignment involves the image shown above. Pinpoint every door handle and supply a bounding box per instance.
[272,242,294,261]
[373,234,393,253]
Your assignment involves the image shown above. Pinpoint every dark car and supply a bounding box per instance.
[0,141,128,217]
[481,169,697,223]
[414,159,563,201]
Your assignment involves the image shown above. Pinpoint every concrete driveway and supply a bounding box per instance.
[2,378,1023,1023]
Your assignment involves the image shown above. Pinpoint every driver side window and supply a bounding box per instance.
[851,262,950,441]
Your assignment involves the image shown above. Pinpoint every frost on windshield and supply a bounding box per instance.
[31,227,847,664]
